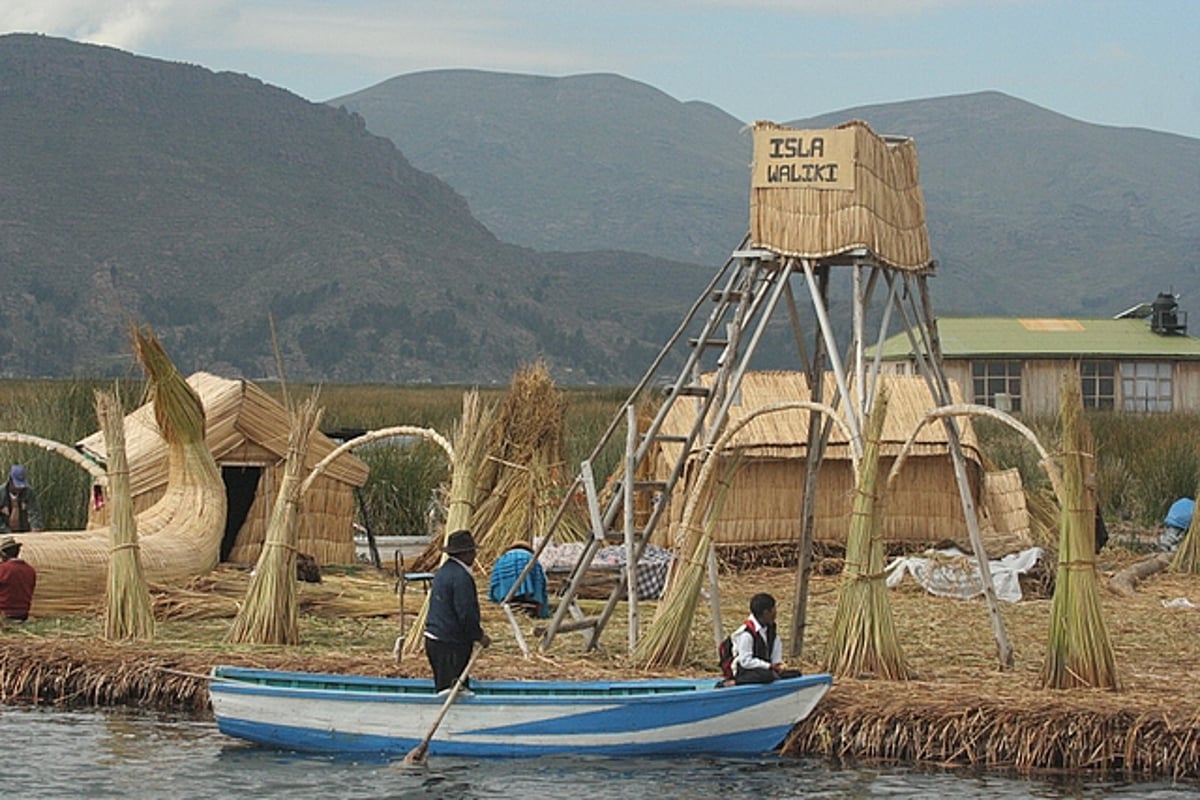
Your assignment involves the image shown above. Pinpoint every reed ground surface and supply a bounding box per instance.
[2,543,1199,779]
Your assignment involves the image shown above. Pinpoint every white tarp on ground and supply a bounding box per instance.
[885,546,1044,602]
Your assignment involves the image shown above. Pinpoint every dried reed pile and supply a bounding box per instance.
[1172,480,1200,572]
[228,393,323,645]
[469,360,581,565]
[410,361,583,572]
[401,389,494,656]
[151,568,398,621]
[824,386,911,680]
[97,387,154,641]
[785,685,1200,778]
[1040,375,1117,690]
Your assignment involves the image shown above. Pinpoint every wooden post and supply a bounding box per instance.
[624,404,639,653]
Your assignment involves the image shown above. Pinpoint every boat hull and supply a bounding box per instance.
[209,666,832,758]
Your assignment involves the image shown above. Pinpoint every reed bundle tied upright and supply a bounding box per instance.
[1170,477,1200,572]
[1040,374,1118,690]
[98,386,155,641]
[228,392,324,646]
[635,454,741,668]
[824,385,911,680]
[402,389,495,656]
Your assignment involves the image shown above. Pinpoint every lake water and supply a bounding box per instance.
[3,706,1195,800]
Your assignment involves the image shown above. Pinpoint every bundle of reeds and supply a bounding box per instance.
[824,386,911,680]
[98,387,155,641]
[634,455,739,667]
[1040,375,1118,690]
[227,392,323,645]
[1171,482,1200,572]
[401,389,495,656]
[469,360,584,564]
[410,362,584,571]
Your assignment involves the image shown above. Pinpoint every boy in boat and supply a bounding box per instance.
[424,529,491,693]
[726,592,799,685]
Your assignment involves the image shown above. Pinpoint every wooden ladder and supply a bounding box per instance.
[530,247,796,652]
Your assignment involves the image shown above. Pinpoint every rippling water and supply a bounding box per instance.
[3,707,1195,800]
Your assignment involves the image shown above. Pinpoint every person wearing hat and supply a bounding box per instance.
[0,534,36,621]
[423,529,491,692]
[0,464,43,534]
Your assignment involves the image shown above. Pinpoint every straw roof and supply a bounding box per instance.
[657,372,981,466]
[77,372,368,490]
[749,119,932,271]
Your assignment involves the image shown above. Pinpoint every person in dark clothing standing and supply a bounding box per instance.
[0,534,36,621]
[0,465,43,533]
[424,529,491,692]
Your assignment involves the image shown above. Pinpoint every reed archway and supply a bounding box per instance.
[884,403,1062,503]
[0,431,108,486]
[299,425,454,498]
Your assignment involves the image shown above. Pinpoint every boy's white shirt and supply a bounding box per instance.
[732,612,782,671]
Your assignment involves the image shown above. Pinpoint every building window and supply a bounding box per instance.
[971,360,1022,411]
[1121,362,1173,412]
[1080,361,1116,410]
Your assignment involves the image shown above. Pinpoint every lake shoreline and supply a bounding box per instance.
[3,558,1199,782]
[0,634,1196,782]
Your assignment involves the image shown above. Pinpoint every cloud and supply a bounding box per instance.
[667,0,1030,16]
[0,0,238,49]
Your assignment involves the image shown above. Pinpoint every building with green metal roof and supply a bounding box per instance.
[875,294,1200,415]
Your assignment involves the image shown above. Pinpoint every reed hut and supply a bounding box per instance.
[650,372,1029,553]
[77,372,369,565]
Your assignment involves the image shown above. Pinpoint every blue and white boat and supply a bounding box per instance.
[208,665,833,758]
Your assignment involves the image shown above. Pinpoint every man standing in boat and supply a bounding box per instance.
[424,529,491,692]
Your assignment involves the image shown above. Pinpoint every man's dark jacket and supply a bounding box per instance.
[425,558,485,645]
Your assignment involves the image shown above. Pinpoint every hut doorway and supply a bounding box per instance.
[221,465,262,562]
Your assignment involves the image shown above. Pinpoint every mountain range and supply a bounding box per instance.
[2,33,1197,383]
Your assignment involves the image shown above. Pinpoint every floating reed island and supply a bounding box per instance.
[2,550,1200,781]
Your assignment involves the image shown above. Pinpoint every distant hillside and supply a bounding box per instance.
[793,93,1200,317]
[0,35,705,382]
[331,70,750,264]
[336,75,1200,319]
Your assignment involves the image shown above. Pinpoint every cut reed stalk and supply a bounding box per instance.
[824,385,911,680]
[1040,374,1118,690]
[635,453,740,667]
[98,386,155,641]
[401,389,495,656]
[227,392,323,645]
[1170,484,1200,572]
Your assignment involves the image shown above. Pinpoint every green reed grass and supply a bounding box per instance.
[975,412,1200,529]
[0,379,143,530]
[0,380,627,540]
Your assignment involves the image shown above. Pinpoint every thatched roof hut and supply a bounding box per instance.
[650,372,1029,553]
[77,372,369,565]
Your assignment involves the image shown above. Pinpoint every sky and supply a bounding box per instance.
[2,0,1198,140]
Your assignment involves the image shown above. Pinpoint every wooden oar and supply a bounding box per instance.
[403,644,483,766]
